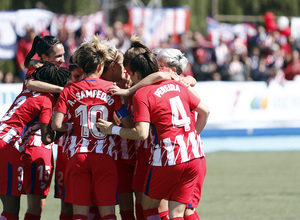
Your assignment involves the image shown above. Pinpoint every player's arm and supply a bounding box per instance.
[194,101,210,134]
[26,79,64,93]
[25,59,64,93]
[97,119,149,140]
[51,111,74,132]
[40,123,65,145]
[109,70,177,96]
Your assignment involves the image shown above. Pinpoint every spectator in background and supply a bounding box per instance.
[284,49,300,80]
[264,43,286,82]
[3,72,14,83]
[192,32,217,81]
[230,33,248,57]
[179,30,196,65]
[251,57,270,82]
[249,47,261,73]
[225,53,247,81]
[0,71,4,83]
[215,35,229,69]
[15,25,37,80]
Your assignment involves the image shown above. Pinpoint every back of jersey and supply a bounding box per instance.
[133,80,202,166]
[55,78,124,158]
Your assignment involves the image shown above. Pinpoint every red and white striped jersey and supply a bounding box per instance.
[21,121,53,150]
[114,105,137,160]
[133,80,202,166]
[0,89,56,153]
[190,111,205,158]
[55,112,72,154]
[54,78,129,159]
[21,66,55,150]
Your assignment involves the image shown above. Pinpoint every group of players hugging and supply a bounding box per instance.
[0,34,209,220]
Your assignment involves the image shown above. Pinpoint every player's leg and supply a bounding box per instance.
[132,147,150,220]
[0,195,20,217]
[141,194,161,219]
[23,146,54,219]
[24,194,46,219]
[54,144,73,219]
[73,205,90,220]
[91,154,117,220]
[0,141,23,219]
[168,201,186,220]
[184,157,206,220]
[134,191,144,220]
[117,160,135,219]
[64,153,92,219]
[60,201,73,220]
[169,159,201,220]
[158,199,169,220]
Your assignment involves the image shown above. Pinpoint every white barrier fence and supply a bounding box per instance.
[1,81,300,135]
[193,81,300,129]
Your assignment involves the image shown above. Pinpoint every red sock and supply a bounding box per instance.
[159,210,169,220]
[60,212,73,220]
[101,214,116,220]
[135,203,144,220]
[24,213,40,220]
[170,217,184,220]
[1,211,19,220]
[193,211,200,220]
[184,213,194,220]
[120,209,135,220]
[89,206,101,220]
[143,208,160,220]
[72,214,88,220]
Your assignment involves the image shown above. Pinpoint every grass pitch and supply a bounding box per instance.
[1,151,300,219]
[199,151,300,220]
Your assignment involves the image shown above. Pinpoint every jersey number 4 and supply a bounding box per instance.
[170,96,191,132]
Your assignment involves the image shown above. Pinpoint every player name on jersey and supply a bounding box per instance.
[68,89,114,107]
[154,83,181,98]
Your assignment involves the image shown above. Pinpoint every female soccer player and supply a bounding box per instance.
[51,36,133,220]
[114,35,160,220]
[0,62,71,220]
[20,35,68,220]
[97,50,209,220]
[23,35,65,93]
[53,53,84,220]
[109,42,197,220]
[156,48,207,220]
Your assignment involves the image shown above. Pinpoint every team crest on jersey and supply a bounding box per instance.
[18,182,22,191]
[40,181,46,190]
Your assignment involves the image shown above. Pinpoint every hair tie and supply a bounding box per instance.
[44,41,60,55]
[124,57,131,62]
[110,50,118,66]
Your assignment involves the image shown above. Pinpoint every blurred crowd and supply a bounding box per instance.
[5,17,300,84]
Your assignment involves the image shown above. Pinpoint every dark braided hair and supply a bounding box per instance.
[31,61,71,88]
[24,35,61,68]
[130,51,159,79]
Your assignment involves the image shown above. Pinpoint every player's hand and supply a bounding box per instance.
[30,59,44,68]
[178,76,190,87]
[108,84,130,97]
[96,119,114,134]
